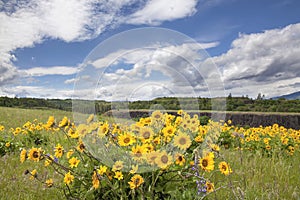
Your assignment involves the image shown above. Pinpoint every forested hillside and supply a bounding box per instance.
[0,96,300,114]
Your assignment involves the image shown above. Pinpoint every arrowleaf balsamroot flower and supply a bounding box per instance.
[199,153,215,172]
[69,157,80,168]
[76,140,85,153]
[64,171,74,185]
[66,149,74,159]
[162,125,176,138]
[155,151,173,169]
[5,142,10,147]
[28,147,42,162]
[173,131,192,150]
[151,110,164,122]
[139,127,154,143]
[98,122,109,137]
[67,129,79,139]
[219,161,232,175]
[29,169,37,180]
[118,132,136,146]
[59,116,69,127]
[86,114,94,124]
[175,153,186,166]
[97,165,108,175]
[20,149,27,163]
[46,179,53,187]
[45,116,55,128]
[206,181,214,193]
[44,155,55,167]
[114,171,123,180]
[129,165,139,174]
[54,143,64,158]
[128,174,144,189]
[112,161,124,172]
[131,145,147,161]
[92,171,100,189]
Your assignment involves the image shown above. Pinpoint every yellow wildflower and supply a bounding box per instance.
[114,171,123,180]
[69,157,80,168]
[64,171,74,185]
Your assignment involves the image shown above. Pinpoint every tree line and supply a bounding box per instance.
[0,95,299,114]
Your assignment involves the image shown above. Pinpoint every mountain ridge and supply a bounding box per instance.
[273,91,300,100]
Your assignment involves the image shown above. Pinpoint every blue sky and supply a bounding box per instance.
[0,0,300,100]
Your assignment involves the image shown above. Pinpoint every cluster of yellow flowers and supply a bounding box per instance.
[4,117,63,137]
[18,111,234,195]
[221,122,300,156]
[12,110,299,198]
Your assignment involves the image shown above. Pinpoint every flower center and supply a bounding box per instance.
[222,165,227,171]
[143,131,150,139]
[155,114,160,119]
[179,137,186,145]
[202,159,208,167]
[33,151,39,158]
[134,178,140,185]
[135,151,142,157]
[80,144,85,149]
[178,156,183,161]
[124,137,130,143]
[161,155,168,164]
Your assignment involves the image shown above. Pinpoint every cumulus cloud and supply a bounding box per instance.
[84,41,221,100]
[126,0,198,25]
[0,52,18,86]
[19,66,78,77]
[212,23,300,98]
[0,85,74,98]
[0,0,200,90]
[86,23,300,100]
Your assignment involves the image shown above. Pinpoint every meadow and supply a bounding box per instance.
[0,107,299,199]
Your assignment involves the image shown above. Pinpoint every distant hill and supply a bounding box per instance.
[273,91,300,100]
[1,95,300,113]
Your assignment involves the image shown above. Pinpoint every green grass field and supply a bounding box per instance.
[0,107,73,128]
[0,107,299,199]
[0,107,72,199]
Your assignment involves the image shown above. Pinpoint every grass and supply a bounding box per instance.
[0,107,73,128]
[0,107,299,199]
[0,107,73,199]
[0,153,64,200]
[210,149,300,199]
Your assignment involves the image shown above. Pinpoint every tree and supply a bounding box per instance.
[256,93,263,100]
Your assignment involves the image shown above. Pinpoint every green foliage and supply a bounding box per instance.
[199,116,210,125]
[0,137,19,156]
[1,95,300,114]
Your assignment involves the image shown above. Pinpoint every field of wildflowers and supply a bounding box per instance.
[0,108,299,199]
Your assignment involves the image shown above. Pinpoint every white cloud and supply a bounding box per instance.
[0,0,201,89]
[0,85,74,99]
[64,78,78,85]
[210,23,300,98]
[86,23,300,100]
[0,52,19,86]
[64,75,90,84]
[20,66,78,76]
[126,0,198,25]
[80,41,223,100]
